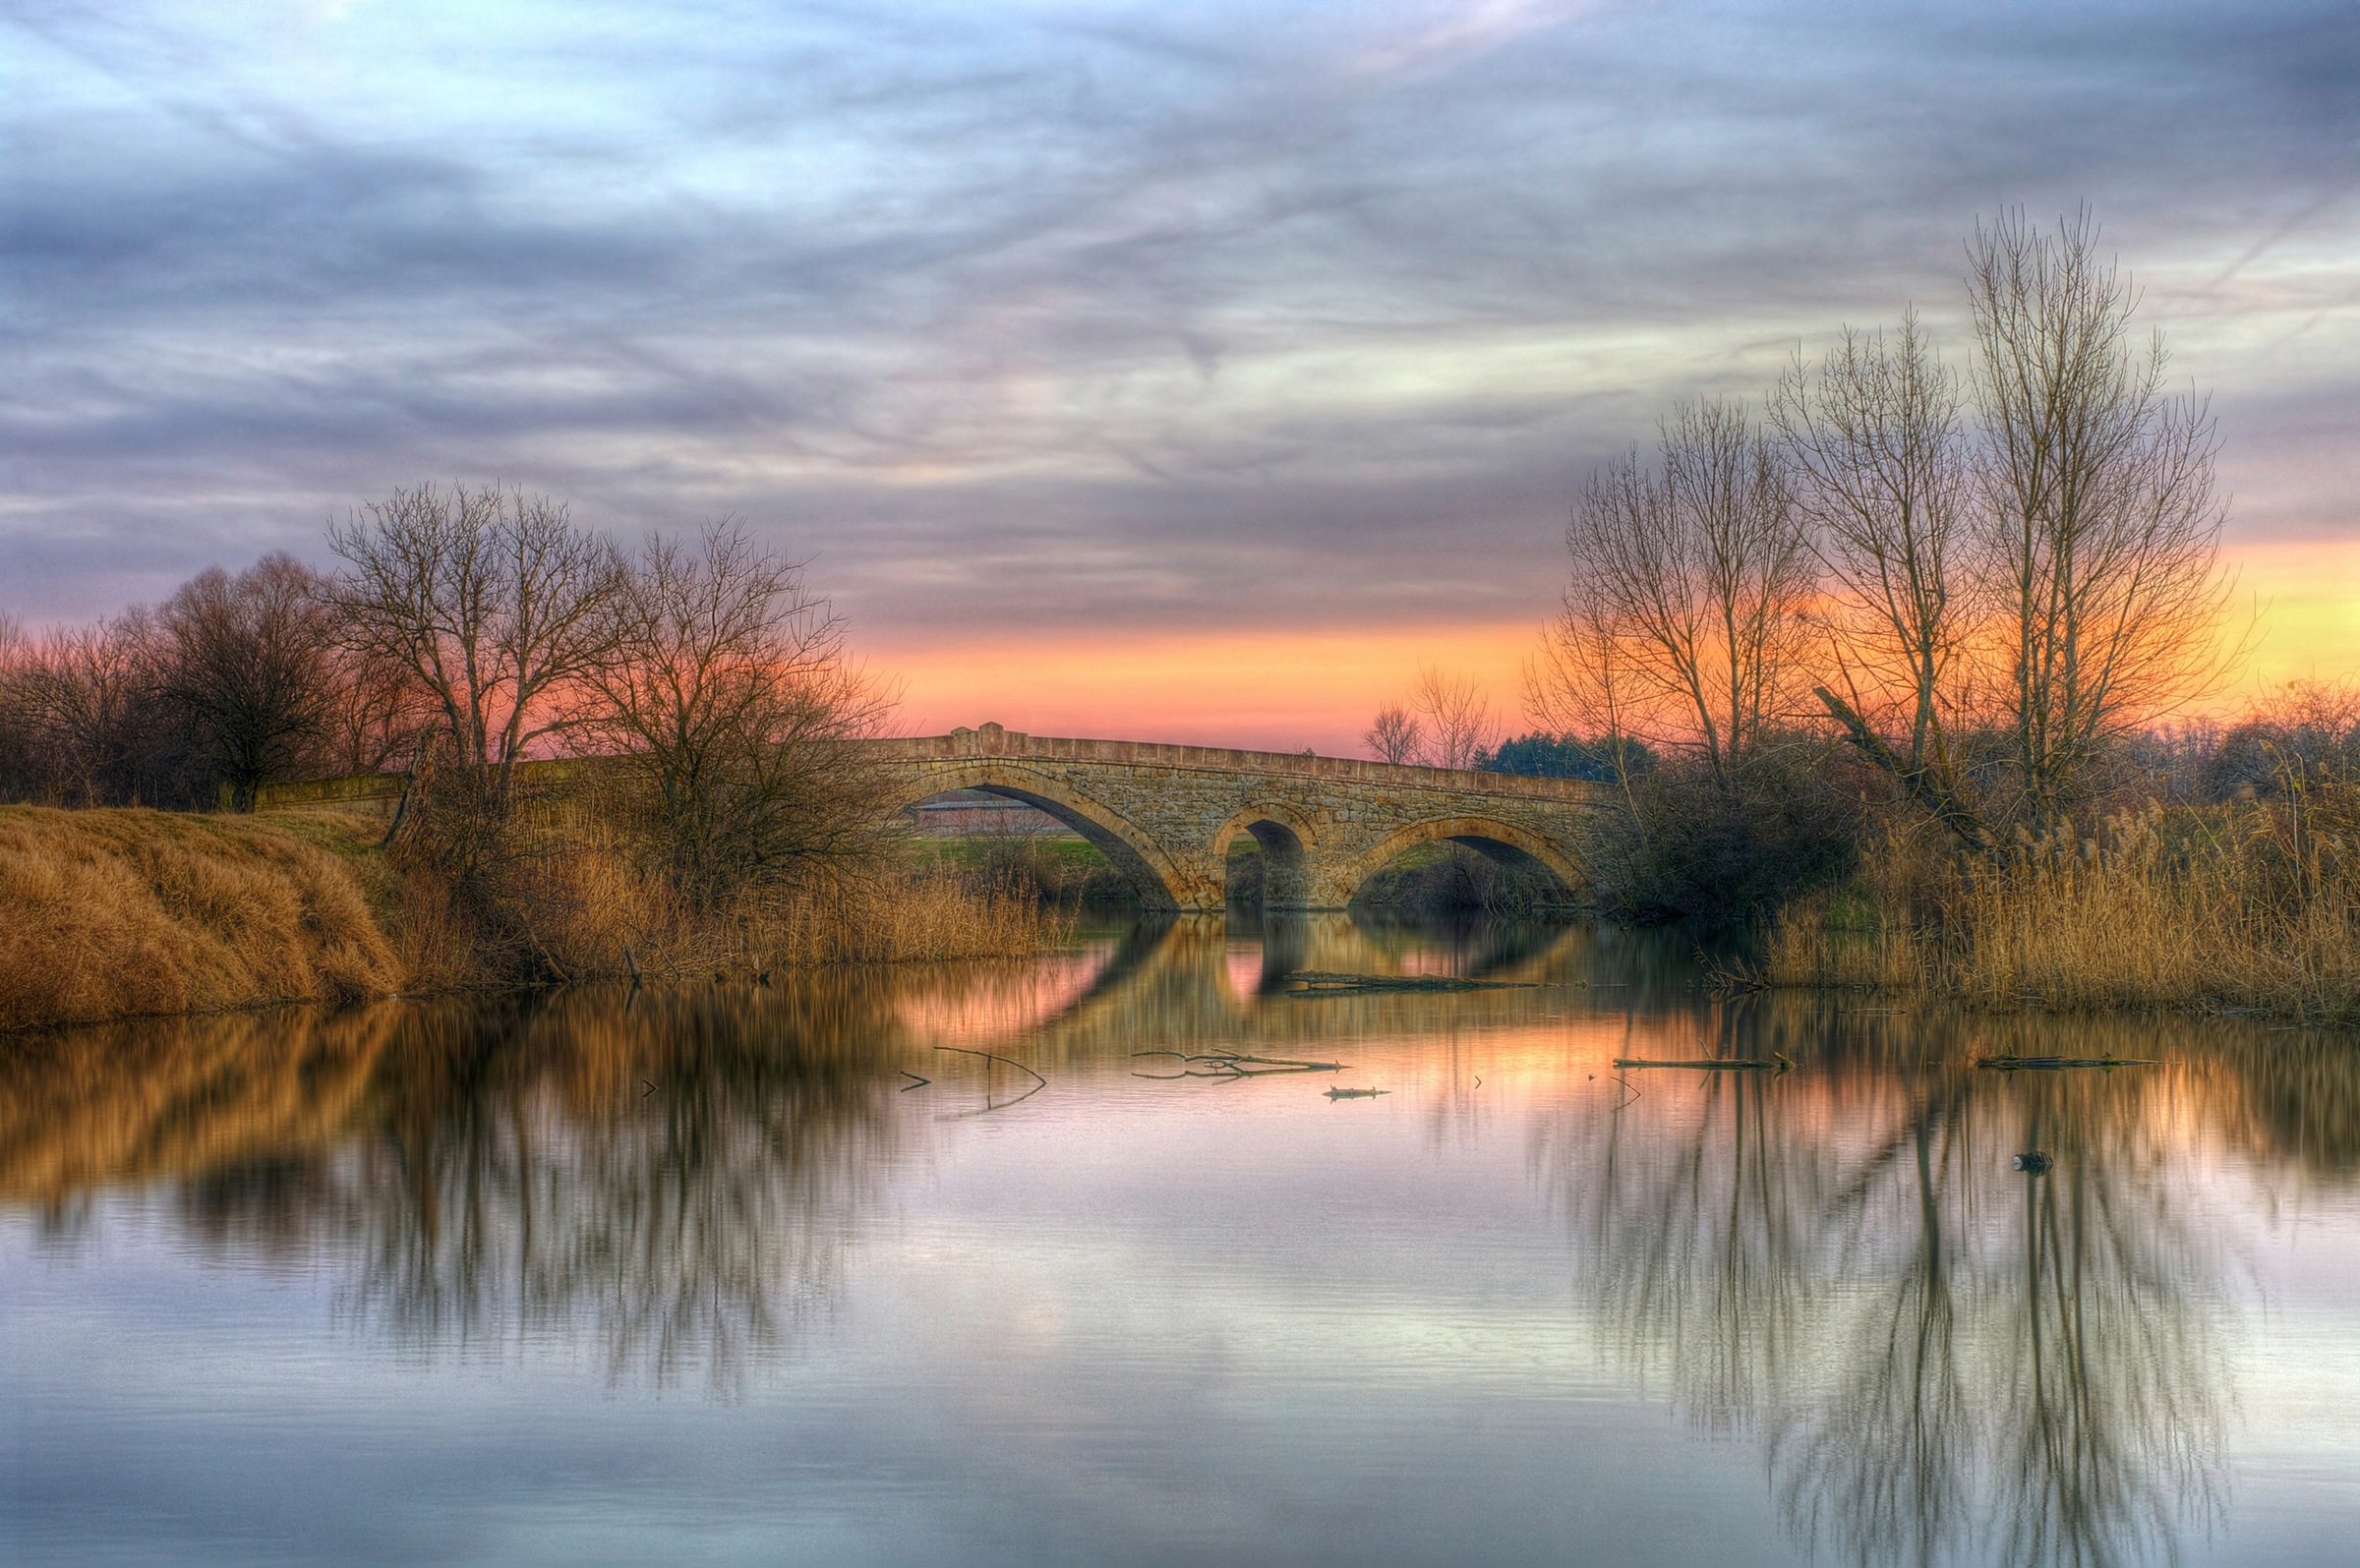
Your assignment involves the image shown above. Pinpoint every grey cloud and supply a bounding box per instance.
[3,0,2354,630]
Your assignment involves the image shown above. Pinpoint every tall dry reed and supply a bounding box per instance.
[0,806,401,1033]
[476,828,1076,982]
[1760,773,2360,1023]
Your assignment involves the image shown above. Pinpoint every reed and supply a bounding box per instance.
[1758,772,2360,1024]
[0,805,402,1033]
[435,822,1078,984]
[0,798,1074,1031]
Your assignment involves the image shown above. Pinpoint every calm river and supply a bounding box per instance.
[5,916,2358,1567]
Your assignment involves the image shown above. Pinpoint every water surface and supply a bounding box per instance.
[6,916,2359,1566]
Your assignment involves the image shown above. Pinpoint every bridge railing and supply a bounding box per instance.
[870,724,1597,801]
[252,726,1597,811]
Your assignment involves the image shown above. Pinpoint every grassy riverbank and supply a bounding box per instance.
[1752,784,2360,1026]
[0,806,401,1033]
[0,804,1072,1033]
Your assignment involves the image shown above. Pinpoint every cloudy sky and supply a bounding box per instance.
[5,0,2355,749]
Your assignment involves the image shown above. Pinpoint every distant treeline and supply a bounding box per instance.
[1477,732,1654,782]
[0,553,414,812]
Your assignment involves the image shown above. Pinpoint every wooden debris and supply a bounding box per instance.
[932,1045,1047,1087]
[1282,970,1534,997]
[1132,1050,1344,1080]
[1612,1052,1794,1073]
[1975,1055,2159,1071]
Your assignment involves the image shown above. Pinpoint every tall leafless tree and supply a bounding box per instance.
[8,614,156,805]
[327,485,623,787]
[152,553,337,809]
[1364,703,1425,766]
[578,522,894,909]
[318,641,435,780]
[1412,666,1494,770]
[0,616,30,800]
[1968,209,2233,823]
[1537,398,1813,792]
[1773,313,1991,847]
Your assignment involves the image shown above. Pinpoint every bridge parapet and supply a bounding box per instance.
[869,723,1595,804]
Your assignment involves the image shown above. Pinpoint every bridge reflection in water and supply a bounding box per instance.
[7,921,2360,1566]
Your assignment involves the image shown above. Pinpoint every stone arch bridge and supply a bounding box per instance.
[260,723,1599,912]
[875,724,1596,910]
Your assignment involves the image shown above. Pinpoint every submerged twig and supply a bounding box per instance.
[1131,1048,1346,1080]
[933,1044,1048,1087]
[1975,1055,2160,1071]
[1612,1053,1795,1073]
[1282,970,1534,997]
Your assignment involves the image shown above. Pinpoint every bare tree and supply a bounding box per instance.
[327,485,622,786]
[9,614,156,805]
[0,615,30,800]
[578,523,894,909]
[1773,313,1991,848]
[1364,702,1425,765]
[1968,210,2233,822]
[1537,398,1812,791]
[153,554,338,809]
[1412,666,1494,770]
[1527,581,1648,797]
[319,642,435,779]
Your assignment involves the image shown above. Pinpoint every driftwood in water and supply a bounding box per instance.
[1613,1053,1794,1073]
[932,1045,1047,1087]
[1284,970,1534,997]
[1325,1086,1389,1099]
[1976,1055,2159,1071]
[1133,1050,1344,1080]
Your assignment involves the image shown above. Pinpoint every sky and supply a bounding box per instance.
[4,0,2356,752]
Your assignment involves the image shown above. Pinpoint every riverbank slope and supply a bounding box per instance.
[0,805,401,1033]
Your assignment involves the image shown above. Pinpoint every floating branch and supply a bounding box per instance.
[1975,1055,2159,1071]
[1324,1086,1390,1099]
[1195,1051,1344,1072]
[1283,970,1534,997]
[1131,1049,1345,1081]
[933,1045,1048,1087]
[900,1071,931,1091]
[1612,1053,1794,1073]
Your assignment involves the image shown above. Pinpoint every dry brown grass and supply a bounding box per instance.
[0,793,1074,1031]
[1759,777,2360,1024]
[0,806,402,1033]
[510,834,1076,979]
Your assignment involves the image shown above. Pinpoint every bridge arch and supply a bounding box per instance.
[894,762,1187,911]
[1211,801,1319,910]
[1345,815,1588,906]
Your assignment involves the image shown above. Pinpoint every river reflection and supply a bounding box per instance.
[5,917,2359,1567]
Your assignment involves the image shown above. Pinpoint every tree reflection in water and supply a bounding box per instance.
[9,921,2360,1554]
[158,981,910,1394]
[1543,1002,2271,1568]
